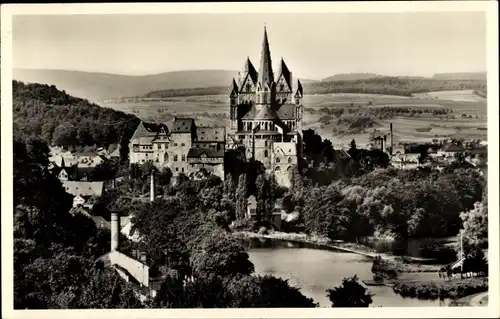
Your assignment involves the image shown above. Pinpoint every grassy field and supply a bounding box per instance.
[103,90,487,146]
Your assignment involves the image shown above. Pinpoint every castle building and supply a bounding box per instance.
[129,118,225,180]
[227,27,304,186]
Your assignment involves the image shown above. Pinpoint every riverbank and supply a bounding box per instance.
[233,231,443,273]
[392,277,488,301]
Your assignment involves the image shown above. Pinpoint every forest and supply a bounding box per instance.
[12,81,140,152]
[131,77,487,99]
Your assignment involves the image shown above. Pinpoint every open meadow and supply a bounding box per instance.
[103,90,487,147]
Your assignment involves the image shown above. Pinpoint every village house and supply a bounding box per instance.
[390,152,421,170]
[62,180,105,208]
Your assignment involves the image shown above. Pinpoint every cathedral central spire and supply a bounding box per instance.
[258,26,274,88]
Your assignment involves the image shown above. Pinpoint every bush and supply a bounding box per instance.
[392,278,488,300]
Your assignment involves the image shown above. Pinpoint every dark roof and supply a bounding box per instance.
[195,127,226,142]
[131,121,159,140]
[255,105,279,120]
[171,118,194,133]
[240,105,256,119]
[442,144,465,152]
[276,104,296,120]
[187,148,225,158]
[294,79,303,98]
[230,78,239,97]
[275,58,292,91]
[257,26,274,88]
[240,58,259,87]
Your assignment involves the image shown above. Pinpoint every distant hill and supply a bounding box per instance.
[13,68,317,102]
[13,80,140,152]
[321,73,386,82]
[13,69,241,102]
[432,72,487,81]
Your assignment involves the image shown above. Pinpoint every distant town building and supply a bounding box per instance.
[226,27,303,187]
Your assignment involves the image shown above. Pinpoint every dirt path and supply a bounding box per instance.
[469,292,488,307]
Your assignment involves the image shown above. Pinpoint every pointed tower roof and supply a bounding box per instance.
[230,78,239,97]
[294,79,304,98]
[276,58,292,90]
[242,57,258,84]
[258,27,274,88]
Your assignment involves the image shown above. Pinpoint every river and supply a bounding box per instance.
[245,238,451,307]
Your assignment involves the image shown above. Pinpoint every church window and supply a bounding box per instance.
[182,155,186,161]
[264,150,268,158]
[246,83,251,91]
[296,99,300,104]
[276,157,280,163]
[231,98,236,105]
[174,155,178,162]
[275,166,280,171]
[288,157,292,163]
[280,84,285,91]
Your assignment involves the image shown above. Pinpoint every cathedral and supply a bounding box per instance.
[227,27,304,187]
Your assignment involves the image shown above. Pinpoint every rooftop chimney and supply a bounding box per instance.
[111,211,120,252]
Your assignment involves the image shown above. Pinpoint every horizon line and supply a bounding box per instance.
[12,67,488,80]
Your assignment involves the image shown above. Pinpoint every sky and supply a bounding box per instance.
[13,12,487,80]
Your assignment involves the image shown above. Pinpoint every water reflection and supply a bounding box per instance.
[246,238,452,308]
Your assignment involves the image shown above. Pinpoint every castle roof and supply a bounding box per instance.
[131,121,159,140]
[276,58,292,91]
[195,127,226,142]
[240,57,259,87]
[257,27,274,88]
[230,78,239,97]
[294,79,303,98]
[276,104,296,120]
[171,118,194,133]
[255,105,279,120]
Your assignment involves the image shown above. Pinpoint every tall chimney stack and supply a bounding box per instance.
[390,123,393,155]
[150,170,155,202]
[111,212,120,251]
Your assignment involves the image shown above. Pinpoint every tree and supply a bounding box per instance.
[224,275,318,308]
[326,275,373,307]
[458,200,488,254]
[235,174,248,220]
[190,231,254,278]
